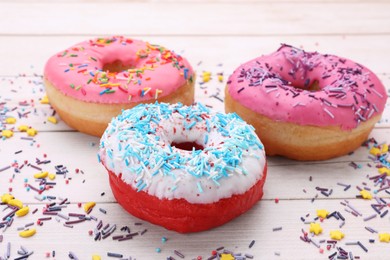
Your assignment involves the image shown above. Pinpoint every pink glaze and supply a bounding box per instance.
[44,36,194,103]
[227,45,387,131]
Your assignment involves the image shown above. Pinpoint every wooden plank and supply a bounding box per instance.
[0,199,388,259]
[0,2,389,36]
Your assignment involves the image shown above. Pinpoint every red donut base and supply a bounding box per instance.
[106,164,267,233]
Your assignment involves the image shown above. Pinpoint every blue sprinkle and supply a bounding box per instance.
[136,180,147,192]
[107,149,113,159]
[197,182,203,193]
[99,89,109,95]
[186,121,196,130]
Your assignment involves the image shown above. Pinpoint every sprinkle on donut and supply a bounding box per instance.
[99,102,266,204]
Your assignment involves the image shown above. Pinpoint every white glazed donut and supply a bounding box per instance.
[98,102,267,232]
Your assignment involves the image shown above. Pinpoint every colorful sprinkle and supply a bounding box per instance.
[309,222,323,235]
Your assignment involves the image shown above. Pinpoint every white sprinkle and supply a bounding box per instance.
[34,195,45,201]
[371,88,383,98]
[293,102,306,107]
[367,109,375,119]
[323,108,335,119]
[266,87,278,94]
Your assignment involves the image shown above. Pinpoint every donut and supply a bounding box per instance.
[225,44,387,161]
[44,36,195,137]
[98,102,267,233]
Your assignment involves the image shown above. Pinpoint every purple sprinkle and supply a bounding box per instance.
[365,226,378,233]
[357,241,368,252]
[68,251,79,260]
[174,250,185,259]
[363,214,377,221]
[107,252,123,258]
[0,165,11,172]
[380,209,388,218]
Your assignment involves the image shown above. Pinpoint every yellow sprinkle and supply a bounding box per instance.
[40,95,50,104]
[330,230,345,240]
[360,190,372,200]
[202,71,211,83]
[1,193,14,203]
[379,233,390,243]
[47,116,57,124]
[18,125,29,132]
[217,74,224,82]
[26,128,38,137]
[34,171,49,179]
[16,206,29,217]
[382,144,389,153]
[309,222,323,235]
[370,147,381,156]
[84,202,96,213]
[48,173,56,180]
[92,255,101,260]
[19,228,36,238]
[378,167,390,176]
[1,130,14,138]
[8,199,23,209]
[220,253,234,260]
[316,209,329,219]
[5,117,16,124]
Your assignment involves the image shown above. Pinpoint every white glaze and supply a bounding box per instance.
[99,103,266,204]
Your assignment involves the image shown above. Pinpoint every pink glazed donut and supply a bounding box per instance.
[44,36,195,137]
[225,44,387,160]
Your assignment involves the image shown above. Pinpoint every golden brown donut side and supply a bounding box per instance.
[44,78,195,137]
[225,87,380,161]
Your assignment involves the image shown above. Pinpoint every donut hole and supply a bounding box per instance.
[102,60,134,73]
[171,141,204,151]
[290,79,321,92]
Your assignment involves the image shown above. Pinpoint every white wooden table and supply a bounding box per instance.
[1,0,390,259]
